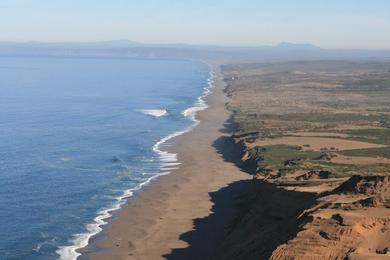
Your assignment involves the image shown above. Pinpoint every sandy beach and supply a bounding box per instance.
[83,64,250,260]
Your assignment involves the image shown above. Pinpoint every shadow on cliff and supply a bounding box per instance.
[163,118,317,260]
[213,115,257,175]
[213,135,246,168]
[163,179,316,260]
[163,179,252,260]
[218,115,239,134]
[211,181,317,260]
[213,133,258,176]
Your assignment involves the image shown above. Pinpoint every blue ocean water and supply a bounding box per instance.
[0,57,211,259]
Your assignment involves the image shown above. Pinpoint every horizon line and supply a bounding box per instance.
[1,40,390,51]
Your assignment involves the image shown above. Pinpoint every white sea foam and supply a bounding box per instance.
[33,233,58,253]
[56,174,162,260]
[137,109,168,117]
[56,67,215,260]
[152,68,215,171]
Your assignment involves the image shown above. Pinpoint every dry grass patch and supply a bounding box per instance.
[330,154,390,165]
[250,136,385,151]
[290,132,350,138]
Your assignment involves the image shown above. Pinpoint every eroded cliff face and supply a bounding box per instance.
[212,159,390,260]
[269,176,390,260]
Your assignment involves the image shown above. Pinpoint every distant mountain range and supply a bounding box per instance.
[0,40,322,50]
[0,40,143,49]
[0,40,389,62]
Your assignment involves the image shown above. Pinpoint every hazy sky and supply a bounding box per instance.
[1,0,389,49]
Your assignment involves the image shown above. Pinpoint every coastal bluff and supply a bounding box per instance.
[211,61,390,260]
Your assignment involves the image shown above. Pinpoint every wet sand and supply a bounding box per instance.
[84,64,250,260]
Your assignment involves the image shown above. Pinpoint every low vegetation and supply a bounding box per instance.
[223,61,390,179]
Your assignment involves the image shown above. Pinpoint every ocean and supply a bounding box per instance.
[0,57,212,259]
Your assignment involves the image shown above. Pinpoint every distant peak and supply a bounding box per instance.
[275,42,321,50]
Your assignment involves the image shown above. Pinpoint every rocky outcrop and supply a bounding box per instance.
[296,170,331,180]
[333,175,389,195]
[315,152,337,161]
[267,175,390,260]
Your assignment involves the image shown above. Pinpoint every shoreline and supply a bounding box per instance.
[57,62,214,260]
[83,63,250,259]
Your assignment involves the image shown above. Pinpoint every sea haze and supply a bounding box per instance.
[0,57,210,259]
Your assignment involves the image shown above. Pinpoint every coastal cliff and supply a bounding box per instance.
[213,61,390,260]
